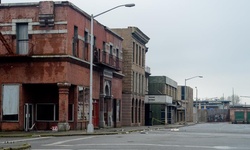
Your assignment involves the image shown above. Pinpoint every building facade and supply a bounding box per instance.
[112,27,150,126]
[230,105,250,124]
[0,1,123,131]
[193,100,230,122]
[145,76,179,125]
[177,86,193,122]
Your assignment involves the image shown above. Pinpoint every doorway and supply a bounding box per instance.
[24,103,34,131]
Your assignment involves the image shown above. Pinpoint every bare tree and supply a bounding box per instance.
[227,95,240,105]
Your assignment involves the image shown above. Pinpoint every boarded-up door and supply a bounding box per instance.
[235,111,244,123]
[247,112,250,123]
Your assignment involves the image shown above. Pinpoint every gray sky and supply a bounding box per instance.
[5,0,250,103]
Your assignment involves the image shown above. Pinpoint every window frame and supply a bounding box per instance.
[2,84,20,122]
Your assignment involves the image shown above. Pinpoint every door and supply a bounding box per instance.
[24,103,33,131]
[92,100,99,128]
[113,99,117,128]
[235,111,244,123]
[247,112,250,123]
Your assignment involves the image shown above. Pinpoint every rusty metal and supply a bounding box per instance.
[0,32,13,54]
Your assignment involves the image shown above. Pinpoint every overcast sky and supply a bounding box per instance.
[5,0,250,104]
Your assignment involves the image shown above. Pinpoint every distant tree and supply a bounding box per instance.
[219,97,225,101]
[227,95,240,105]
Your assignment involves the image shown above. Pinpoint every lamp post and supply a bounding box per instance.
[87,3,135,133]
[195,87,198,123]
[184,76,203,125]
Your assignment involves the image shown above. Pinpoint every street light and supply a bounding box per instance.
[87,3,135,133]
[184,76,203,125]
[195,87,198,123]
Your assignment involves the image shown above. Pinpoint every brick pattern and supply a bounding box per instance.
[0,1,123,130]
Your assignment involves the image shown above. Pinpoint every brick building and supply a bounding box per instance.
[230,105,250,124]
[112,27,150,126]
[177,86,193,122]
[0,1,123,131]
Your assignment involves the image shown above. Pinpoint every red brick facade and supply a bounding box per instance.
[0,1,123,131]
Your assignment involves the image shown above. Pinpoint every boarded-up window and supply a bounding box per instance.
[2,84,19,121]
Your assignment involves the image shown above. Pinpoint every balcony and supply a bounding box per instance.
[93,49,122,71]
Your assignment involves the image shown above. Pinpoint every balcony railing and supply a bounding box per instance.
[93,49,122,71]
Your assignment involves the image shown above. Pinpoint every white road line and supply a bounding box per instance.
[0,137,51,144]
[43,136,96,146]
[73,143,247,150]
[32,149,72,150]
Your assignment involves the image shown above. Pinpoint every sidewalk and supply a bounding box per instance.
[0,122,195,150]
[0,122,194,137]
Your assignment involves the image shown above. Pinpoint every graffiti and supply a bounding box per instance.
[204,109,229,122]
[207,114,225,122]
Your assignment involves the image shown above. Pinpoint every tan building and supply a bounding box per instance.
[112,27,150,126]
[177,86,193,122]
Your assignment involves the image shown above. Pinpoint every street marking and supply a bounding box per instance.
[32,149,72,150]
[0,137,51,144]
[43,136,96,146]
[66,143,247,149]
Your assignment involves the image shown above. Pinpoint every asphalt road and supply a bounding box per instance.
[1,123,250,150]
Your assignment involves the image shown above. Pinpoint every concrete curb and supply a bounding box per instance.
[0,123,196,149]
[0,143,31,150]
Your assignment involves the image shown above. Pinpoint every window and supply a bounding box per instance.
[68,104,74,121]
[181,86,185,100]
[116,100,120,121]
[73,26,78,57]
[83,31,89,60]
[139,74,141,94]
[36,104,58,121]
[2,84,19,121]
[142,49,145,67]
[94,36,96,48]
[131,99,134,123]
[36,103,73,121]
[78,86,84,120]
[135,72,138,93]
[139,100,141,123]
[136,44,138,64]
[110,45,113,54]
[142,75,144,95]
[133,42,135,63]
[116,48,119,58]
[133,71,135,92]
[139,46,141,66]
[17,23,28,54]
[103,42,106,51]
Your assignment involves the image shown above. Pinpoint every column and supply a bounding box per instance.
[99,94,105,128]
[165,105,168,125]
[107,96,113,127]
[57,82,71,131]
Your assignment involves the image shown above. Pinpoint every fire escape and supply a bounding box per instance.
[0,32,13,55]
